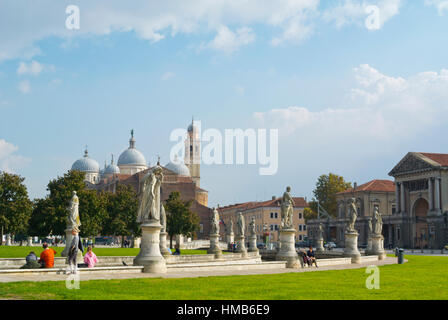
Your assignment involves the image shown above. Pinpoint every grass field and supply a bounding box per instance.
[0,255,447,300]
[0,246,208,258]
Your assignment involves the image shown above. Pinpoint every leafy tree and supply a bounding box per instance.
[0,172,33,244]
[303,207,317,221]
[308,173,351,218]
[78,190,108,239]
[29,170,86,236]
[103,184,139,246]
[165,191,199,249]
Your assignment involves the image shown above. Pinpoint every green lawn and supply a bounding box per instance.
[0,246,207,258]
[0,255,447,300]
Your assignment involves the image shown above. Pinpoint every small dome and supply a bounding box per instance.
[72,150,100,173]
[165,156,190,177]
[105,155,120,175]
[117,130,147,166]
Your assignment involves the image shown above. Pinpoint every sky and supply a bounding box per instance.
[0,0,448,207]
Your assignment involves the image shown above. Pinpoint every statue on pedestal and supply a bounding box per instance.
[373,206,383,236]
[67,191,81,233]
[367,217,373,236]
[210,208,220,235]
[345,198,358,233]
[237,212,245,237]
[318,223,324,240]
[280,186,294,229]
[160,203,167,233]
[228,219,234,235]
[249,217,256,236]
[137,166,164,223]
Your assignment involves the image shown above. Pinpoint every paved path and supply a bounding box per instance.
[0,257,398,283]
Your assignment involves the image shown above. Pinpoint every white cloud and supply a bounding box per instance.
[17,60,44,76]
[18,80,31,94]
[0,139,31,173]
[207,26,255,53]
[0,0,320,60]
[254,64,448,145]
[161,72,175,81]
[323,0,402,29]
[425,0,448,15]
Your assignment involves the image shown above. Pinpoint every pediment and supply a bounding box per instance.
[389,152,437,177]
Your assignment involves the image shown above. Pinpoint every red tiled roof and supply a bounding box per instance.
[419,153,448,167]
[337,179,395,195]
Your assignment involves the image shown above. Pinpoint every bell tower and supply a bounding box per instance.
[185,118,201,187]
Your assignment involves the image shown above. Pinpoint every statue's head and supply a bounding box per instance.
[286,186,291,192]
[72,191,77,196]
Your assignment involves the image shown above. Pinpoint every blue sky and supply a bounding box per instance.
[1,0,448,206]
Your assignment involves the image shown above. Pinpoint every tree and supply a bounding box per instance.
[308,173,351,218]
[165,191,199,249]
[78,190,107,239]
[0,172,33,244]
[103,184,140,246]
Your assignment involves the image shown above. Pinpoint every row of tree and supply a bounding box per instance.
[0,170,200,247]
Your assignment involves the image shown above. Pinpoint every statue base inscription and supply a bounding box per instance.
[343,231,361,264]
[248,234,259,254]
[369,234,386,260]
[134,221,167,273]
[276,228,299,268]
[235,235,248,257]
[159,232,171,258]
[207,234,223,258]
[316,238,325,253]
[61,228,83,261]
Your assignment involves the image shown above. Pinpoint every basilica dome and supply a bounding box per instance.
[71,150,100,173]
[117,131,146,166]
[165,156,190,177]
[105,155,120,175]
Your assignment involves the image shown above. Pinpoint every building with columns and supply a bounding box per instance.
[307,179,396,248]
[389,152,448,249]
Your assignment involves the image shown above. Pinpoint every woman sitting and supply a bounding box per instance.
[83,246,99,268]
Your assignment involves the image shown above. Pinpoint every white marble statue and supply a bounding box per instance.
[346,198,358,233]
[210,207,220,235]
[249,217,256,236]
[367,217,373,235]
[280,186,294,229]
[67,191,81,233]
[228,219,234,235]
[318,223,324,240]
[237,212,245,237]
[373,206,383,235]
[137,165,164,222]
[160,202,167,233]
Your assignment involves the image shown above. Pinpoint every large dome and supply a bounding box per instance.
[165,156,190,177]
[72,150,100,173]
[118,148,146,166]
[117,131,146,166]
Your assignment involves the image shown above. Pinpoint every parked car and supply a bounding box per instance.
[325,242,337,249]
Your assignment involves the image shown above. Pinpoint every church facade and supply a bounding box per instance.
[388,152,448,249]
[70,120,213,239]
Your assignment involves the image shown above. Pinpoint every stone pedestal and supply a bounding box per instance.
[366,236,373,255]
[27,237,33,246]
[208,234,223,258]
[133,237,141,249]
[370,234,386,260]
[5,235,11,246]
[235,235,248,257]
[316,237,325,253]
[61,229,83,262]
[275,228,299,268]
[159,232,171,257]
[226,233,234,246]
[175,234,184,249]
[248,234,259,254]
[343,232,361,264]
[133,221,167,273]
